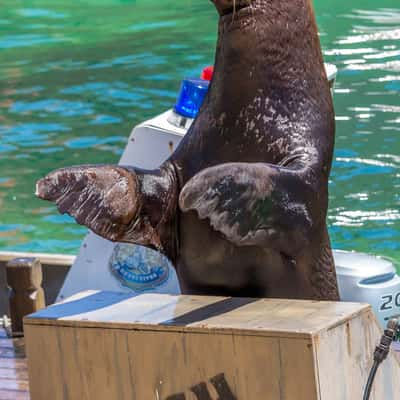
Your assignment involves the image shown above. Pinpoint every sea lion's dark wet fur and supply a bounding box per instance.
[36,0,339,301]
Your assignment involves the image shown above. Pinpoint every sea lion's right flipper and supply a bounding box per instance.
[179,162,325,257]
[36,163,178,258]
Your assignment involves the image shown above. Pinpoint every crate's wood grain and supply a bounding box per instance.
[24,293,400,400]
[316,309,400,399]
[25,324,320,400]
[24,291,371,338]
[314,311,400,399]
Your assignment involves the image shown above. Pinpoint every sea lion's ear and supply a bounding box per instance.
[36,165,141,241]
[179,162,314,255]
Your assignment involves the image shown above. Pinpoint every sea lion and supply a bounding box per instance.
[36,0,339,301]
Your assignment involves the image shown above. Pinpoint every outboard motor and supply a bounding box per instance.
[334,250,400,327]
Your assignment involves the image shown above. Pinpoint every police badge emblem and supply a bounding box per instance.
[109,244,170,292]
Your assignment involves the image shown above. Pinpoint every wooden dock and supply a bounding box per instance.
[0,328,29,400]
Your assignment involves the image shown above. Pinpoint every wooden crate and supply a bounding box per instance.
[24,292,400,400]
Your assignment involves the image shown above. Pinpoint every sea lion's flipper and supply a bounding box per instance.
[179,162,323,257]
[36,164,178,259]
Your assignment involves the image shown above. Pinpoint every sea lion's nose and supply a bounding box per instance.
[211,0,252,15]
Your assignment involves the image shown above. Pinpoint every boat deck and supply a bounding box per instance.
[0,328,29,400]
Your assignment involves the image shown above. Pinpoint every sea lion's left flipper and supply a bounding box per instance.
[36,163,179,259]
[179,162,324,256]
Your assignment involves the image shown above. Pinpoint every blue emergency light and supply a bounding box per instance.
[174,78,210,119]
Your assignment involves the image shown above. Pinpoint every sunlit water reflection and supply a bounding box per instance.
[0,1,399,271]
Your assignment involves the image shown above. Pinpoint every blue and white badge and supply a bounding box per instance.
[109,244,172,292]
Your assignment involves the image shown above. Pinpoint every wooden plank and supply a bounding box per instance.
[0,367,28,381]
[24,294,400,400]
[26,323,319,400]
[0,251,75,267]
[191,298,370,336]
[0,328,30,400]
[0,338,25,348]
[0,330,26,359]
[24,292,370,340]
[0,358,29,370]
[279,338,319,399]
[0,389,30,400]
[315,309,400,400]
[0,379,29,391]
[0,347,26,359]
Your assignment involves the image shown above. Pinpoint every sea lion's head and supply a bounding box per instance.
[211,0,253,16]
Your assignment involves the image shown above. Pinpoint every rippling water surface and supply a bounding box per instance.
[0,0,399,271]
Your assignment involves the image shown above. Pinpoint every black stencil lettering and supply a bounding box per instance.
[190,381,213,400]
[210,373,237,400]
[165,373,238,400]
[165,393,186,400]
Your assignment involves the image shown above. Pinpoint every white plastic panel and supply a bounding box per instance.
[57,114,184,301]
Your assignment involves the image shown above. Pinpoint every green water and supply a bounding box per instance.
[0,1,399,271]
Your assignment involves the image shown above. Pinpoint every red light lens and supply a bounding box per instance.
[201,66,214,81]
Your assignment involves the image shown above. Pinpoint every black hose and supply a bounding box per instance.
[362,317,399,400]
[363,360,379,400]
